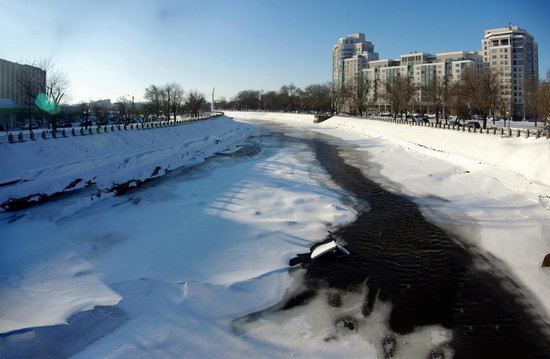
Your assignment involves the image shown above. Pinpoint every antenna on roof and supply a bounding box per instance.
[508,22,512,30]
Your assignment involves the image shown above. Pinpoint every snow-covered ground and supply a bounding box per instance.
[227,111,550,322]
[2,111,549,357]
[3,128,405,357]
[0,116,253,207]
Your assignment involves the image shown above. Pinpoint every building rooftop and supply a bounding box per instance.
[484,24,528,38]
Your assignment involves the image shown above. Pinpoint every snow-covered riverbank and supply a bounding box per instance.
[0,116,253,209]
[0,130,365,357]
[227,111,550,322]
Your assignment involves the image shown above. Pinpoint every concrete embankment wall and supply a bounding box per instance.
[0,116,254,209]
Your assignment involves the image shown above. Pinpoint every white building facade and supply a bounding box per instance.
[482,25,538,119]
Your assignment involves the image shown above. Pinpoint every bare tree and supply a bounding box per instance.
[526,78,546,127]
[144,85,162,116]
[382,74,417,119]
[40,57,70,110]
[423,76,449,123]
[91,101,109,125]
[301,84,331,113]
[495,93,511,127]
[144,83,185,121]
[329,81,348,114]
[279,83,300,111]
[115,96,129,124]
[460,68,501,129]
[215,96,228,110]
[542,82,550,126]
[260,91,280,111]
[347,72,370,116]
[37,57,70,129]
[186,90,206,118]
[165,83,185,121]
[234,90,260,110]
[448,82,469,122]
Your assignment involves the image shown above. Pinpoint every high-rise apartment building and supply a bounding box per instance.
[332,33,379,84]
[482,25,538,119]
[332,25,538,118]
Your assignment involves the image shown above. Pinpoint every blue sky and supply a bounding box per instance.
[1,0,548,103]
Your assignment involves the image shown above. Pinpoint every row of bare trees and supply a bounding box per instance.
[224,68,550,129]
[144,84,206,119]
[224,80,372,116]
[222,83,332,114]
[525,71,550,126]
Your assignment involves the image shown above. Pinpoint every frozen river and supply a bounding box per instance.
[1,121,549,358]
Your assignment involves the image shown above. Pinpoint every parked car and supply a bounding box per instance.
[405,115,427,123]
[464,121,481,129]
[21,122,40,130]
[449,120,462,127]
[59,122,73,128]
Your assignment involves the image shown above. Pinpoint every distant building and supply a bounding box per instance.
[92,99,112,108]
[333,24,538,118]
[0,58,46,129]
[363,51,482,113]
[482,24,538,119]
[332,33,379,84]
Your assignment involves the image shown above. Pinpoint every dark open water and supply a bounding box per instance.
[243,127,550,359]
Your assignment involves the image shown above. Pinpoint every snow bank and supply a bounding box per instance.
[227,111,550,191]
[326,116,550,191]
[0,116,254,208]
[227,111,550,320]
